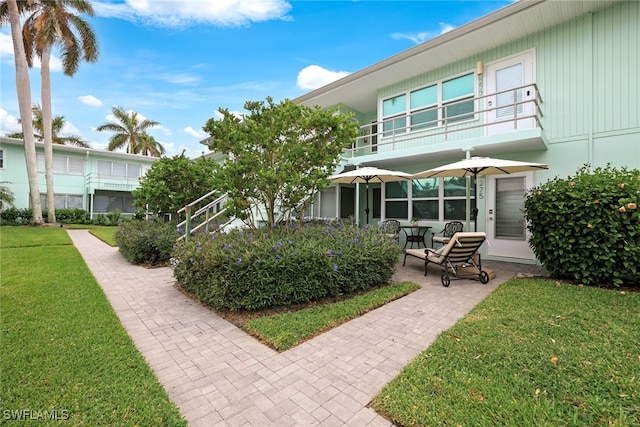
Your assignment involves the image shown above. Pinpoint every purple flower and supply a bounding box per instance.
[354,238,359,243]
[288,240,293,245]
[327,249,334,255]
[333,264,339,271]
[275,255,281,260]
[337,250,343,256]
[237,258,242,263]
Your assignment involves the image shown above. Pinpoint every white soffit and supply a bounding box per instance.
[296,0,620,112]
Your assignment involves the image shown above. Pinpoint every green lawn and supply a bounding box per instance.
[63,224,118,246]
[0,227,186,426]
[243,281,419,351]
[372,278,640,426]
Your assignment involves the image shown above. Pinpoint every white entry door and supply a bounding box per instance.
[485,50,536,135]
[485,173,535,260]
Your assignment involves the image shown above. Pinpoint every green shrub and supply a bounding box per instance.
[524,164,640,286]
[115,220,180,265]
[54,208,92,224]
[0,208,33,225]
[172,222,402,311]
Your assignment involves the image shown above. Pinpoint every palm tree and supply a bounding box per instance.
[9,104,89,147]
[0,182,15,209]
[1,0,43,224]
[96,106,164,156]
[135,132,166,157]
[20,0,98,223]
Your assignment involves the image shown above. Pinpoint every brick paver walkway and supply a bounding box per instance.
[68,229,545,426]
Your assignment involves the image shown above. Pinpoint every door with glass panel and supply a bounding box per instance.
[485,173,535,259]
[485,50,535,135]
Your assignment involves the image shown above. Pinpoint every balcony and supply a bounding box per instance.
[346,83,546,163]
[86,172,140,193]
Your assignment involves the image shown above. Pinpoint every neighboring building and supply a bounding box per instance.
[0,136,157,218]
[296,0,640,263]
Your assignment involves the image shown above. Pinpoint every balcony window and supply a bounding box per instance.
[384,181,408,219]
[381,71,476,136]
[98,160,141,179]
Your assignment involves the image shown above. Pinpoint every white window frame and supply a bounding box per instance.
[97,160,142,179]
[37,154,85,176]
[381,70,477,137]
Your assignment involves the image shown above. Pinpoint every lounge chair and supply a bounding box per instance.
[404,231,489,286]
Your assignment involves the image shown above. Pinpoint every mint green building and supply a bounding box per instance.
[296,0,640,263]
[0,137,157,219]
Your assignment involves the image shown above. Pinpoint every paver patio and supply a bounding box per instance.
[68,229,546,426]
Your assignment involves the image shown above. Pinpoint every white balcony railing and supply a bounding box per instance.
[347,83,543,158]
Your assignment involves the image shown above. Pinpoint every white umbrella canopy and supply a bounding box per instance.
[412,156,548,179]
[329,166,412,183]
[412,156,549,231]
[330,166,412,224]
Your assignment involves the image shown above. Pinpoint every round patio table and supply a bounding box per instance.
[400,225,432,249]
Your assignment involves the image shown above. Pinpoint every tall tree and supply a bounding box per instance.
[8,104,89,147]
[21,0,98,222]
[2,0,43,224]
[204,97,358,228]
[96,106,164,156]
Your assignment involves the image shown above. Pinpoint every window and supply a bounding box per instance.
[93,193,135,213]
[0,149,4,168]
[410,85,438,130]
[40,194,84,209]
[384,181,408,219]
[382,94,407,137]
[381,71,476,134]
[384,176,475,222]
[37,154,85,175]
[442,73,475,124]
[97,160,141,179]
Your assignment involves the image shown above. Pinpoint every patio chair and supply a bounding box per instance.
[404,231,489,287]
[431,221,464,247]
[382,219,401,241]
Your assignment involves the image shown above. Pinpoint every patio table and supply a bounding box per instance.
[400,225,432,249]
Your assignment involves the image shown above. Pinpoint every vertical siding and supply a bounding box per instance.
[593,0,639,133]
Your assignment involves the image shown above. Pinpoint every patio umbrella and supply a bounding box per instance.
[329,166,412,224]
[412,156,548,231]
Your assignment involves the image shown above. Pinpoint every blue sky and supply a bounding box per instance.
[1,0,512,158]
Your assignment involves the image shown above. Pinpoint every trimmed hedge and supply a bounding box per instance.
[115,220,179,265]
[0,208,118,225]
[171,222,402,311]
[524,164,639,286]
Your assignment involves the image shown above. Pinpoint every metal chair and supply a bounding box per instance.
[431,221,464,248]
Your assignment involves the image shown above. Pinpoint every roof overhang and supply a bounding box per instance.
[295,0,619,113]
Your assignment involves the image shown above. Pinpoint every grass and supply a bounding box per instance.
[242,281,420,351]
[63,224,118,246]
[0,227,186,426]
[372,278,640,427]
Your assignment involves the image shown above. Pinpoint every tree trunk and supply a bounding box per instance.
[7,0,43,225]
[42,45,56,223]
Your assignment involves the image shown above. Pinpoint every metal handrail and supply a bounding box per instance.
[176,192,229,241]
[350,83,543,158]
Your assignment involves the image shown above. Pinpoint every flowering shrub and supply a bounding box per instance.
[115,220,179,265]
[524,165,639,286]
[172,221,402,310]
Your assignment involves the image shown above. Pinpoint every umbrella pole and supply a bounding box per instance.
[473,173,479,231]
[365,182,370,225]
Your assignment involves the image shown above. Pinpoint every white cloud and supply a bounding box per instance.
[0,108,22,135]
[391,22,456,44]
[93,0,292,28]
[296,65,350,91]
[31,55,63,72]
[78,95,103,107]
[158,72,200,85]
[183,126,207,139]
[0,32,14,61]
[60,121,82,136]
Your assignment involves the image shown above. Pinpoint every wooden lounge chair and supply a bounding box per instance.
[404,231,489,286]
